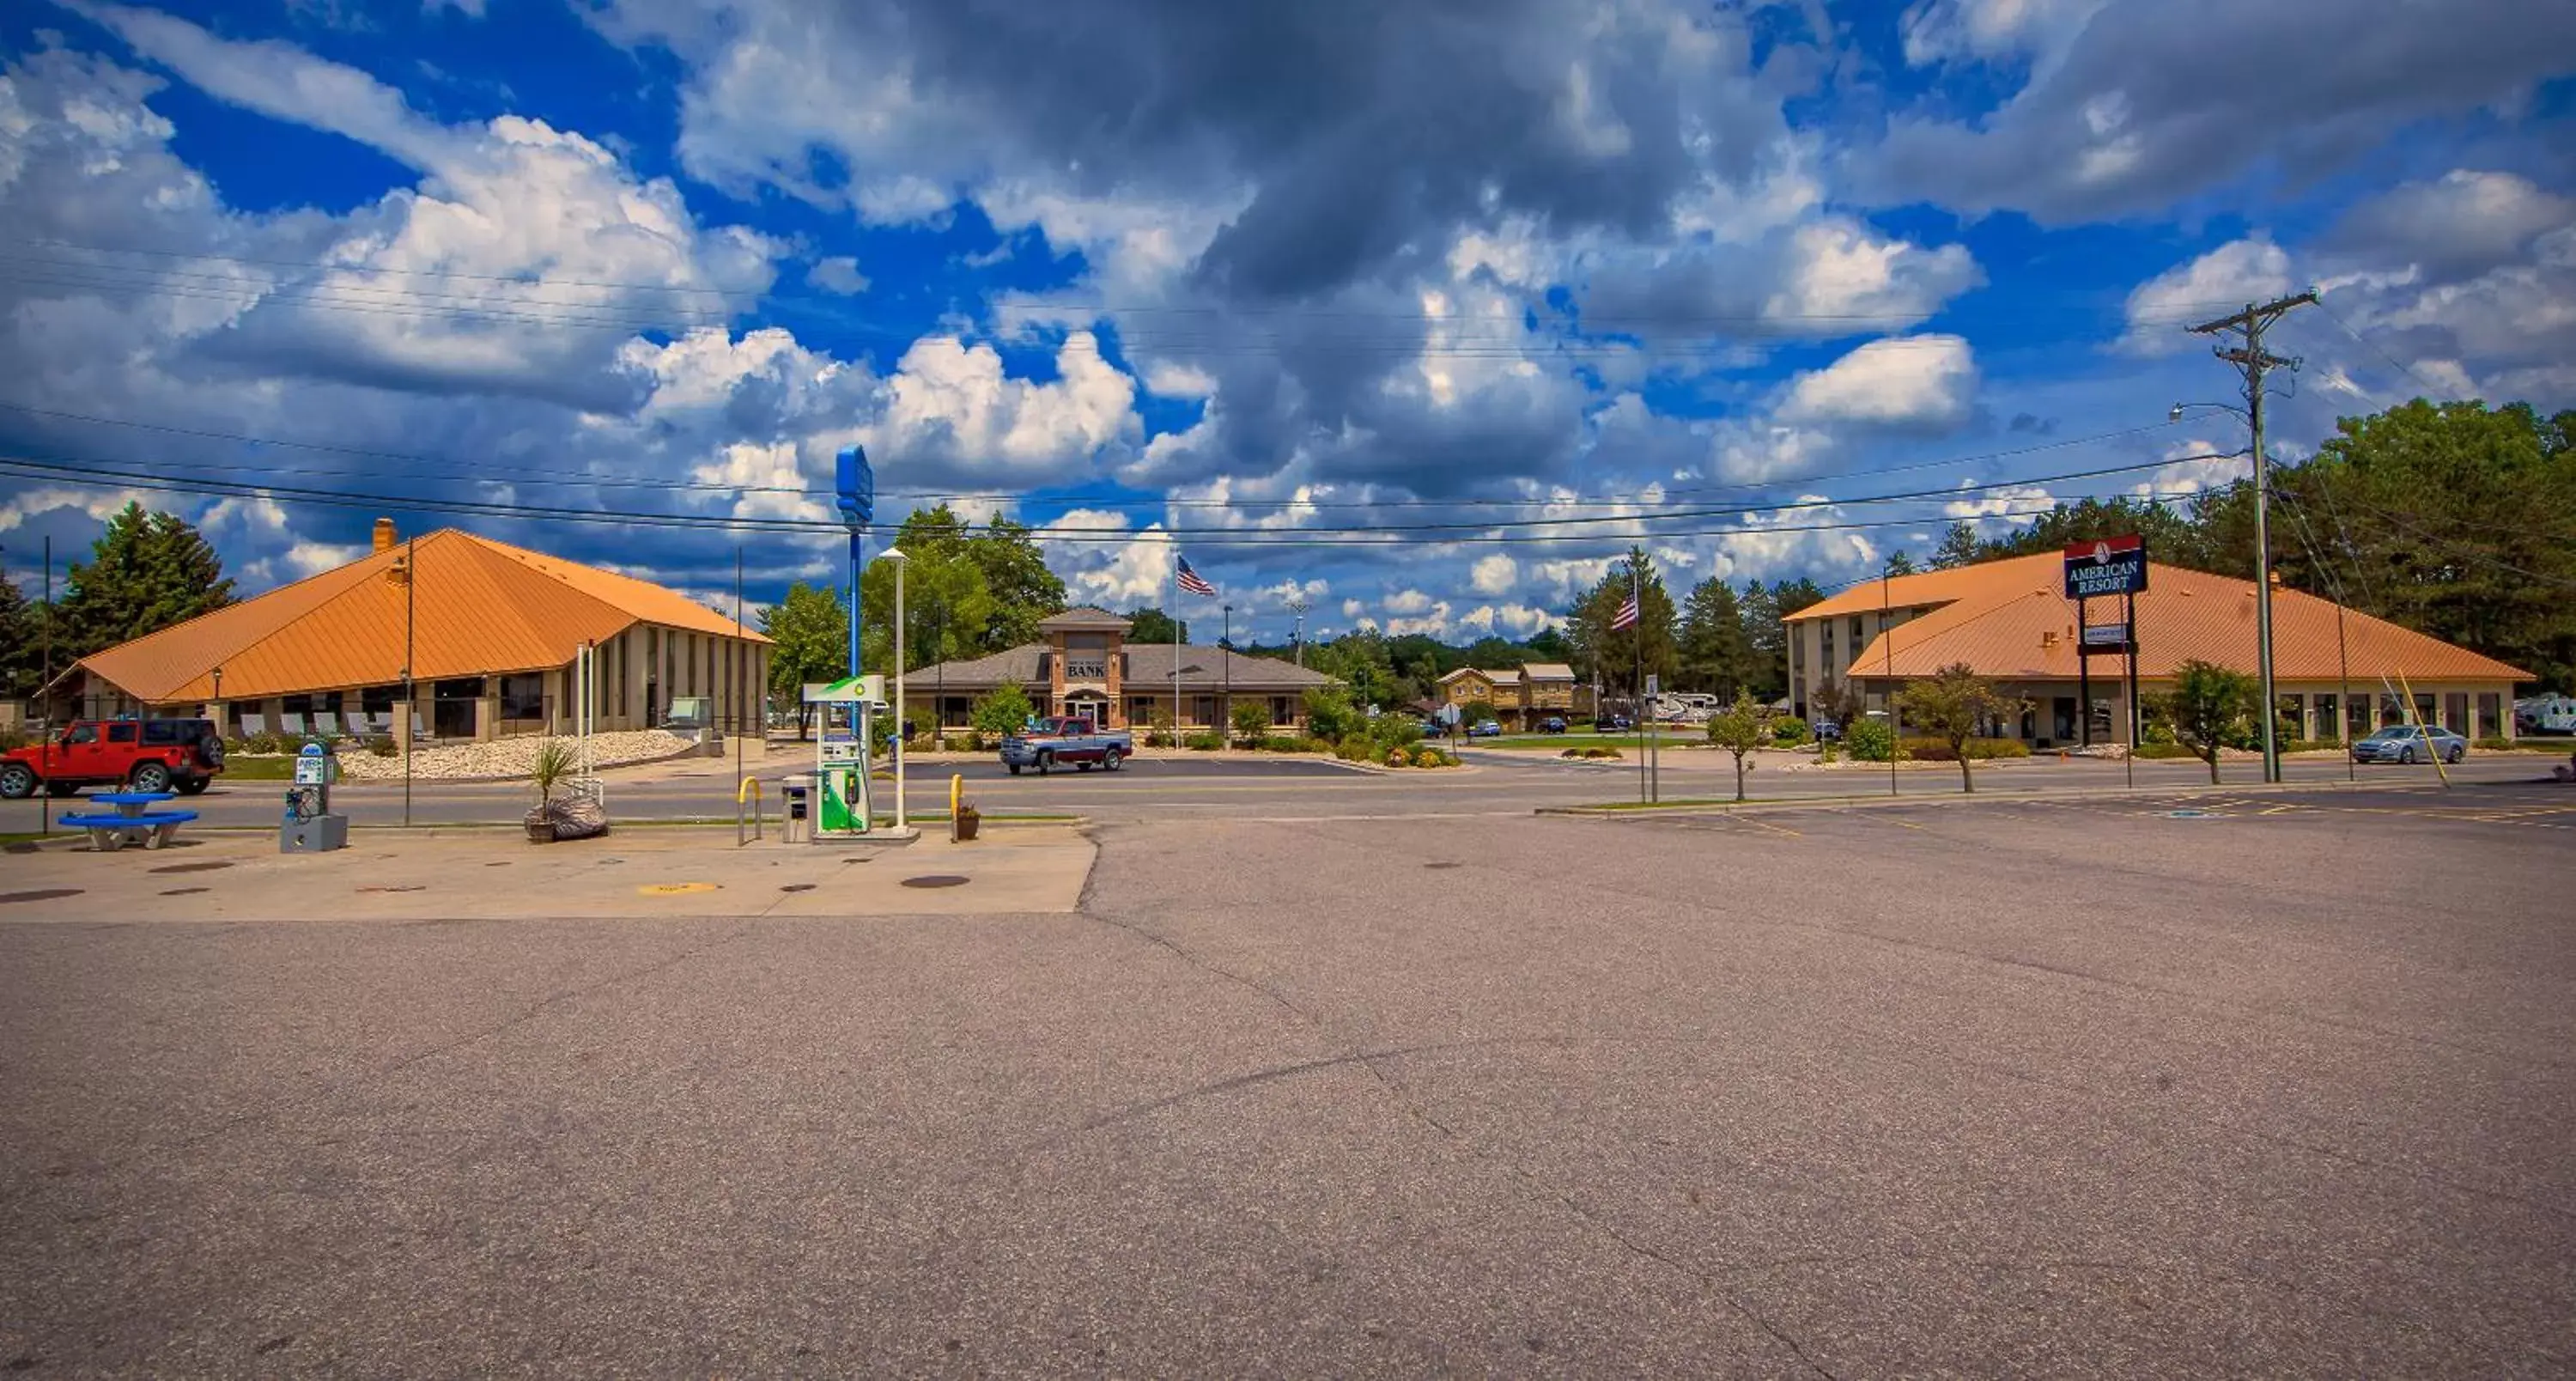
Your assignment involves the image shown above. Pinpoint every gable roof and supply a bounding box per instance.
[1521,662,1576,680]
[1838,554,2530,683]
[76,528,765,704]
[1037,606,1133,633]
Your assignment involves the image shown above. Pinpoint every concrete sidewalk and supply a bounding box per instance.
[0,824,1095,922]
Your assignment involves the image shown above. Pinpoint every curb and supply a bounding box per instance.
[1537,774,2537,819]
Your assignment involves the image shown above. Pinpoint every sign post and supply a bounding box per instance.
[2066,537,2148,779]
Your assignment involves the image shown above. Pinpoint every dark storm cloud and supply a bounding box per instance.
[1863,0,2576,223]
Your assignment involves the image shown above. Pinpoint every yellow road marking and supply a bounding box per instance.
[638,882,720,896]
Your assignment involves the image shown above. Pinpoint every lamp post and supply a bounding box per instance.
[881,545,909,834]
[1222,602,1234,744]
[211,666,223,725]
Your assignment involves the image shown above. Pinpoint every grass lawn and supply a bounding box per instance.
[217,756,300,780]
[1477,733,1699,751]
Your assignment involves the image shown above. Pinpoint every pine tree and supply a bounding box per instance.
[0,556,41,701]
[1676,576,1752,698]
[57,503,234,657]
[1564,547,1677,698]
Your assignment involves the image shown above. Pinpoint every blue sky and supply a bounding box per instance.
[3,0,2571,643]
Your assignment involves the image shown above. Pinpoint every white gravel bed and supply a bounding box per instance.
[326,730,699,782]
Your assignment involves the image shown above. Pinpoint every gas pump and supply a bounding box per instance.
[803,675,884,838]
[281,740,349,853]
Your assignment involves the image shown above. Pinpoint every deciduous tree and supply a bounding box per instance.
[1704,692,1771,802]
[760,581,848,739]
[2159,659,2259,784]
[1894,662,2025,794]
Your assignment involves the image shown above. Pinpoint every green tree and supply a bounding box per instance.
[1929,522,1984,570]
[1894,662,2025,794]
[0,557,41,701]
[1309,629,1397,709]
[1565,547,1677,702]
[1301,685,1362,744]
[1455,697,1500,732]
[860,544,996,674]
[1230,699,1274,745]
[889,505,1067,653]
[970,684,1036,739]
[1737,576,1820,702]
[1704,692,1771,802]
[2159,659,2259,783]
[1883,551,1917,576]
[1124,606,1187,644]
[760,581,849,739]
[1461,636,1525,670]
[57,502,234,656]
[1676,576,1753,698]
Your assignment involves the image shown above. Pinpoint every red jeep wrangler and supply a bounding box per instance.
[0,718,228,799]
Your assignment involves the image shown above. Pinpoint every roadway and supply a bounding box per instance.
[3,745,2555,831]
[5,782,2568,1372]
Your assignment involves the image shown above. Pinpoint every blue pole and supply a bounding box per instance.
[848,528,865,678]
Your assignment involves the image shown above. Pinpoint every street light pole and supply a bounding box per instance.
[1222,602,1233,743]
[883,546,909,833]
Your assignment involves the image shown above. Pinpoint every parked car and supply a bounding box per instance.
[1813,719,1844,743]
[0,717,227,799]
[1597,714,1633,732]
[1538,715,1569,733]
[2350,724,2467,764]
[999,716,1134,776]
[1467,720,1504,738]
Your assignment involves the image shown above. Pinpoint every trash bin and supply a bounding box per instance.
[781,775,812,843]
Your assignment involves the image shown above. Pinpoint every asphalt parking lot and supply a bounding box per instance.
[3,788,2570,1372]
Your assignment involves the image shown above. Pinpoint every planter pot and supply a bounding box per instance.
[525,795,610,843]
[954,809,981,842]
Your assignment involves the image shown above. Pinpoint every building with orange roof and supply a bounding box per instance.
[58,520,770,744]
[1787,551,2530,747]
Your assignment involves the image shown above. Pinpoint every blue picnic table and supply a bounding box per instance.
[61,791,199,851]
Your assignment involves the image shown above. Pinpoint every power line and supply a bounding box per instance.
[0,450,2207,548]
[0,398,2198,512]
[2310,297,2455,402]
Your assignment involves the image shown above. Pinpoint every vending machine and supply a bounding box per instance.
[803,675,884,837]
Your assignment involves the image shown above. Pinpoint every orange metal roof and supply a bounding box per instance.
[1822,553,2530,684]
[77,529,767,704]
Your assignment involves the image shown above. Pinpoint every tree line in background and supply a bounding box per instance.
[2,502,235,702]
[9,399,2568,715]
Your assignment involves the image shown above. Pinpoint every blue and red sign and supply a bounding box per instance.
[2064,534,2148,599]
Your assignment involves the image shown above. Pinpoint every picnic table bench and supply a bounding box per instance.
[59,791,200,851]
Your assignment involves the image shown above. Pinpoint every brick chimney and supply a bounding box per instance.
[374,518,398,554]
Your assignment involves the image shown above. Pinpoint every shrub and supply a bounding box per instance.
[1335,739,1376,763]
[2474,735,2518,751]
[1274,735,1322,753]
[1302,688,1362,745]
[1769,715,1808,746]
[368,736,399,758]
[1413,748,1445,769]
[1818,739,1839,764]
[1844,719,1896,762]
[1230,700,1274,745]
[969,684,1036,740]
[1899,736,2029,761]
[1181,732,1223,751]
[2133,742,2198,759]
[246,731,284,755]
[1384,747,1411,767]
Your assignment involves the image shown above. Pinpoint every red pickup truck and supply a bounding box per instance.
[0,718,228,799]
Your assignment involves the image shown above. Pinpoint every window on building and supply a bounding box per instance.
[2313,694,2339,741]
[2348,696,2371,739]
[1272,696,1296,725]
[1849,616,1864,644]
[501,674,545,720]
[2477,691,2501,739]
[2443,692,2468,734]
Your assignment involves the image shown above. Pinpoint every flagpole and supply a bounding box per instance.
[1171,548,1181,748]
[1633,561,1647,806]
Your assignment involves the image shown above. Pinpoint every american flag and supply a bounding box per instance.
[1610,589,1639,630]
[1176,556,1217,597]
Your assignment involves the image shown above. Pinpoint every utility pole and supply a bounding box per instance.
[2188,289,2315,785]
[1286,593,1308,668]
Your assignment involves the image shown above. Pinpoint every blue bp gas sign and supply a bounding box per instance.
[835,445,875,530]
[2064,535,2148,599]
